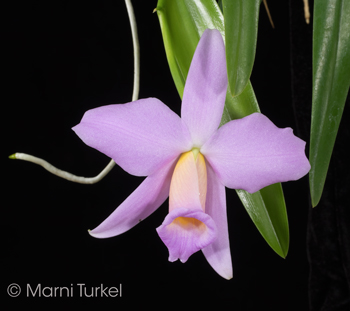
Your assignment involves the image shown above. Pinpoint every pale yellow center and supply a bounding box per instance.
[169,149,207,212]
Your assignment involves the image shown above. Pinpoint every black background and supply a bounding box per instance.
[2,0,338,309]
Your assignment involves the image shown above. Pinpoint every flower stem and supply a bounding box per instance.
[125,0,140,102]
[10,0,140,184]
[9,153,116,184]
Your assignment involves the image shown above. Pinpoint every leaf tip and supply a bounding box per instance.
[309,175,323,208]
[279,245,289,259]
[311,195,321,208]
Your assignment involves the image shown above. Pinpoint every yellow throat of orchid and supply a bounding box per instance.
[169,149,207,215]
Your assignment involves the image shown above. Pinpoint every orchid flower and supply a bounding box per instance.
[72,29,310,279]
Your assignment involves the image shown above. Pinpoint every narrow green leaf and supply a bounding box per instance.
[222,0,261,96]
[156,0,289,257]
[221,80,260,125]
[236,184,289,258]
[222,84,288,258]
[310,0,350,207]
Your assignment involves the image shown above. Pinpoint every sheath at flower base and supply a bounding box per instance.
[72,29,310,280]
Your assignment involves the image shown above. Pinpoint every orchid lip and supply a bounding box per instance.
[157,149,217,262]
[156,207,217,263]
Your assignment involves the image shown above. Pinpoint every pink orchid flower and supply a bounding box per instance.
[72,29,310,279]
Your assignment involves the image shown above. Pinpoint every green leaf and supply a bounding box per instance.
[156,0,289,258]
[310,0,350,207]
[236,184,289,258]
[222,84,288,258]
[222,0,261,96]
[221,80,260,125]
